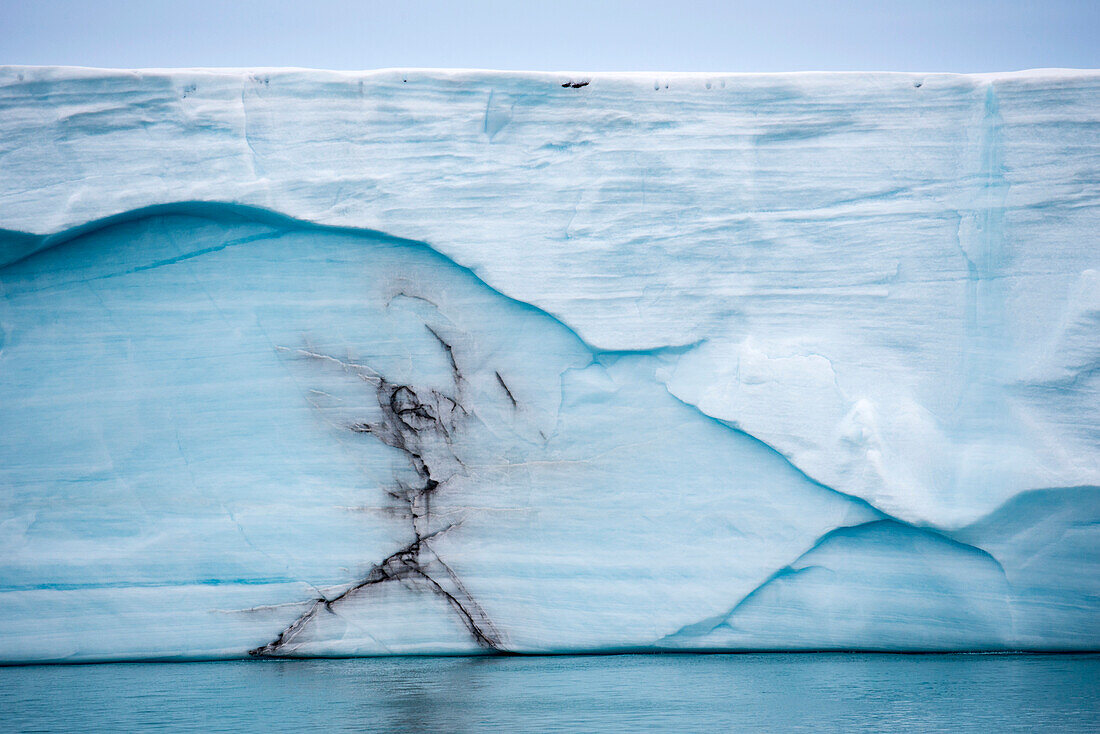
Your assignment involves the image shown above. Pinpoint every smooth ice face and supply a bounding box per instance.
[660,522,1014,652]
[0,68,1098,661]
[2,67,1098,530]
[0,207,1096,662]
[0,210,878,659]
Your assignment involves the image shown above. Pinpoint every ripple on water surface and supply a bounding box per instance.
[2,653,1099,732]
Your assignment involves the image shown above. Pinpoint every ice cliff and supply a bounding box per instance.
[0,67,1097,662]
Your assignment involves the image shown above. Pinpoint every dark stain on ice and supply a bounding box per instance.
[249,521,502,655]
[250,334,504,656]
[495,371,518,409]
[425,325,462,386]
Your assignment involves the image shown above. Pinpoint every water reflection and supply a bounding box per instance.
[2,654,1098,732]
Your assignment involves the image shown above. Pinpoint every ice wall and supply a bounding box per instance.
[0,68,1097,661]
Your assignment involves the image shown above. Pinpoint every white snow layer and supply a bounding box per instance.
[0,67,1097,661]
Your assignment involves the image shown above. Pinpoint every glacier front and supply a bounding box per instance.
[0,68,1097,662]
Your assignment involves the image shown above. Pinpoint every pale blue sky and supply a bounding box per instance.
[1,0,1097,72]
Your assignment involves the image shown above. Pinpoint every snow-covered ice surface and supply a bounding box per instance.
[0,67,1097,661]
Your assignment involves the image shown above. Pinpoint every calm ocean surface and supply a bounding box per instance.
[1,653,1097,732]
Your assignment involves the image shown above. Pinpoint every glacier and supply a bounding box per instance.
[0,67,1097,662]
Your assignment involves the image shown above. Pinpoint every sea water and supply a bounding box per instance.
[2,654,1097,732]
